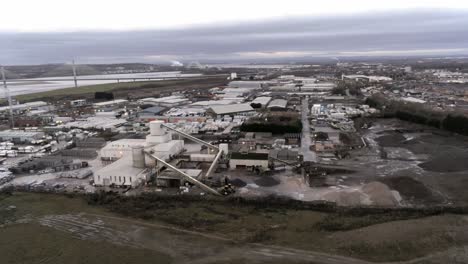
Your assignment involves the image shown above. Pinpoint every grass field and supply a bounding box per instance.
[102,197,462,262]
[0,224,172,264]
[15,76,228,102]
[0,193,172,264]
[1,192,467,263]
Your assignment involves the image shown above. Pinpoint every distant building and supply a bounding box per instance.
[70,99,87,107]
[0,130,45,143]
[100,139,147,161]
[94,155,148,187]
[342,75,392,82]
[301,82,336,91]
[137,106,166,122]
[139,96,189,108]
[93,99,128,110]
[207,103,255,118]
[229,152,269,170]
[251,96,272,108]
[267,99,288,111]
[401,97,426,104]
[0,101,50,114]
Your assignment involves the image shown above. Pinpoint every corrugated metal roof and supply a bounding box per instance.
[139,106,166,114]
[252,96,272,105]
[267,99,288,108]
[209,103,254,115]
[93,99,128,107]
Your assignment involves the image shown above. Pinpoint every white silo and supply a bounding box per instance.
[150,120,165,136]
[131,145,145,168]
[146,120,171,145]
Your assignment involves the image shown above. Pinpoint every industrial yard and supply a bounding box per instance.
[0,60,468,263]
[3,1,468,262]
[1,63,468,207]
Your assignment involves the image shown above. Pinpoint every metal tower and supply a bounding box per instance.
[1,66,14,128]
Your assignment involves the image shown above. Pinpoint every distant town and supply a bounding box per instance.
[0,59,467,208]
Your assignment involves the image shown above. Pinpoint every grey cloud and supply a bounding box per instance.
[1,9,468,65]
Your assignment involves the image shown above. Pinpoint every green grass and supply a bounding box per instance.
[15,76,227,102]
[85,192,467,262]
[15,80,164,101]
[0,223,172,264]
[0,193,172,264]
[1,192,466,262]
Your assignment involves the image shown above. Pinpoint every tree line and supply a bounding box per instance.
[366,95,468,136]
[240,120,302,134]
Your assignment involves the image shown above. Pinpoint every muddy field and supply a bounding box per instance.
[343,118,468,206]
[2,192,468,263]
[18,76,229,102]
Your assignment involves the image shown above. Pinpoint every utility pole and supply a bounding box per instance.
[72,60,78,88]
[1,66,14,128]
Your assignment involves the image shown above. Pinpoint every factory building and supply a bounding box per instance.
[295,77,318,84]
[137,106,167,122]
[139,96,189,108]
[93,99,128,109]
[229,152,269,170]
[100,139,148,161]
[190,99,241,109]
[207,103,255,118]
[57,114,126,131]
[95,120,185,187]
[0,130,45,143]
[251,96,272,108]
[70,99,87,107]
[311,104,323,116]
[228,81,264,89]
[0,101,50,114]
[342,75,392,82]
[301,82,336,91]
[94,155,148,187]
[267,99,288,111]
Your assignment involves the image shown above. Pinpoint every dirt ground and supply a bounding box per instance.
[2,192,468,263]
[338,118,468,206]
[19,77,228,102]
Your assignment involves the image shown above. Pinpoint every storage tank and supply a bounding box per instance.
[219,143,229,155]
[149,120,165,136]
[131,145,145,168]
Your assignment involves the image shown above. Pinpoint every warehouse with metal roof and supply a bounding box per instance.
[267,99,288,111]
[207,103,255,118]
[251,96,272,107]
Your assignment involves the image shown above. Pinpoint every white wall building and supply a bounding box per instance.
[95,120,185,187]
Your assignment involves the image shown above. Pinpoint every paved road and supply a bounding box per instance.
[301,98,318,163]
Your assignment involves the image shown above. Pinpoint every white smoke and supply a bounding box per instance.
[170,60,184,67]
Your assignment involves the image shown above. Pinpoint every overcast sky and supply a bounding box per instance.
[1,1,468,65]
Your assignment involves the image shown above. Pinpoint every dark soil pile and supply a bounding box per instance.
[380,176,442,203]
[418,150,468,173]
[254,176,280,187]
[375,132,406,147]
[230,178,247,187]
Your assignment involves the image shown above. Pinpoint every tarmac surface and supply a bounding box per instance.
[300,98,318,163]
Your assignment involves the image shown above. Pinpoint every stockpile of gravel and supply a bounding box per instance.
[362,182,400,207]
[254,176,280,187]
